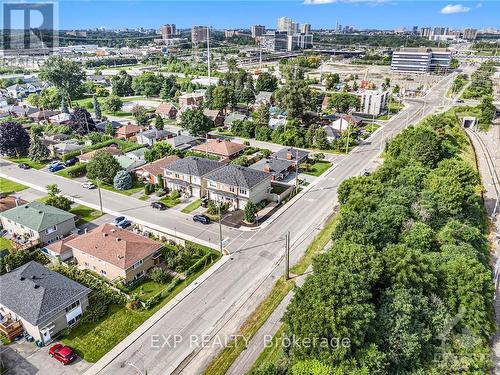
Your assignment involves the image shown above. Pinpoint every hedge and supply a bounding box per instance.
[143,277,183,309]
[66,163,87,177]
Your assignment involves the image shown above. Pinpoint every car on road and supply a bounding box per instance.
[116,219,132,229]
[361,169,370,177]
[151,201,167,210]
[48,163,65,173]
[455,99,464,103]
[193,214,211,225]
[18,163,30,170]
[113,216,126,225]
[82,181,96,189]
[48,344,77,365]
[64,157,78,167]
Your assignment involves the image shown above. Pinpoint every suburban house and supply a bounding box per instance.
[191,139,246,161]
[330,114,363,132]
[155,102,178,120]
[254,91,273,107]
[164,156,224,198]
[250,158,293,181]
[134,155,181,184]
[178,92,204,108]
[203,109,224,127]
[0,196,26,213]
[95,120,123,132]
[0,261,91,344]
[269,117,286,130]
[51,141,84,157]
[136,129,175,147]
[224,112,247,130]
[41,234,79,263]
[115,124,143,140]
[114,154,146,172]
[28,110,60,123]
[48,112,72,125]
[6,82,49,98]
[204,164,272,210]
[270,147,309,166]
[78,146,123,163]
[125,147,148,163]
[0,201,76,245]
[165,134,198,151]
[7,105,38,118]
[324,126,341,142]
[65,224,164,283]
[86,75,108,85]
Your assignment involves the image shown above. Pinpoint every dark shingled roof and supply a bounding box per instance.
[270,147,309,163]
[164,156,224,177]
[250,158,293,175]
[204,164,270,189]
[0,261,90,326]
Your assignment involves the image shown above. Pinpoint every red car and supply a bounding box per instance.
[49,344,77,365]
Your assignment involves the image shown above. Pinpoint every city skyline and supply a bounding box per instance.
[55,1,500,30]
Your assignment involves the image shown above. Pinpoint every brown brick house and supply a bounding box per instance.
[65,224,163,283]
[155,102,178,120]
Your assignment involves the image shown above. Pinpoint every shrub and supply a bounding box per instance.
[66,163,87,178]
[149,267,169,284]
[170,190,181,200]
[113,170,133,190]
[244,201,257,223]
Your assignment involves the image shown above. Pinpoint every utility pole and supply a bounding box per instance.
[284,231,290,281]
[259,42,262,69]
[96,178,103,214]
[295,149,299,194]
[218,202,223,254]
[345,125,351,154]
[207,26,211,86]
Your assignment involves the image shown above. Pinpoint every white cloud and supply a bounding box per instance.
[440,4,471,14]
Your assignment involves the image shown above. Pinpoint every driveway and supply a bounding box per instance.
[1,340,91,375]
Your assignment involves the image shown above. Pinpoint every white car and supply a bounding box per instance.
[82,181,96,189]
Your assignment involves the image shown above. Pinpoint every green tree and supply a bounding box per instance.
[274,67,314,123]
[38,56,85,98]
[324,73,340,90]
[314,127,329,149]
[244,201,257,223]
[113,170,133,190]
[0,121,30,157]
[132,105,149,126]
[328,92,360,113]
[239,87,255,108]
[105,122,115,136]
[111,70,133,96]
[45,184,71,211]
[86,150,122,184]
[179,108,213,137]
[103,95,123,113]
[255,72,278,92]
[60,95,69,113]
[28,133,50,162]
[252,105,270,127]
[69,107,96,135]
[154,114,164,130]
[93,95,102,119]
[144,141,177,162]
[211,85,236,114]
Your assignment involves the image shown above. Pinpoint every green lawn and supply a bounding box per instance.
[0,177,28,194]
[129,278,171,301]
[248,326,286,373]
[181,199,201,214]
[160,195,181,208]
[99,181,144,196]
[364,123,380,133]
[70,204,103,226]
[6,157,46,170]
[61,251,221,362]
[0,237,12,251]
[138,194,150,201]
[302,160,332,177]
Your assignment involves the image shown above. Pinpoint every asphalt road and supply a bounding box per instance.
[0,73,457,375]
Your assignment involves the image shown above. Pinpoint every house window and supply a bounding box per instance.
[209,181,216,188]
[46,225,57,234]
[100,270,107,276]
[174,173,180,178]
[65,300,80,312]
[134,270,145,280]
[132,259,144,269]
[239,188,247,195]
[229,186,235,193]
[67,314,81,326]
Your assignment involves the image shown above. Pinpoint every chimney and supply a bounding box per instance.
[263,163,271,173]
[15,197,21,207]
[84,228,88,234]
[286,152,292,160]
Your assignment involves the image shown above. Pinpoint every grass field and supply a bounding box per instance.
[70,204,103,226]
[61,251,221,362]
[181,199,201,214]
[302,160,332,177]
[99,181,144,196]
[0,177,28,194]
[160,194,181,208]
[6,157,46,170]
[0,237,12,251]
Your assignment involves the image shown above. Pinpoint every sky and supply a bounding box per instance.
[54,0,500,30]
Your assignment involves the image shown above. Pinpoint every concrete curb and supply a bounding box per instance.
[85,254,231,375]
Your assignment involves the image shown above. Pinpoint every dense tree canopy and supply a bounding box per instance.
[179,108,213,137]
[38,56,85,98]
[0,121,30,156]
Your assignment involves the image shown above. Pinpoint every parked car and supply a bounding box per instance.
[81,181,96,189]
[193,214,211,225]
[151,201,167,210]
[49,344,77,365]
[18,163,30,170]
[200,197,209,208]
[361,169,370,177]
[48,163,65,173]
[116,220,132,229]
[113,216,126,225]
[64,157,78,167]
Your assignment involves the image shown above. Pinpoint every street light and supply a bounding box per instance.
[96,178,103,214]
[126,362,145,375]
[218,202,223,255]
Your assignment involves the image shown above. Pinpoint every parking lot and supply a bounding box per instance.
[0,340,91,375]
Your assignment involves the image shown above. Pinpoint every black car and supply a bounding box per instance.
[18,163,30,170]
[193,214,211,224]
[151,201,167,210]
[64,157,78,167]
[117,220,132,229]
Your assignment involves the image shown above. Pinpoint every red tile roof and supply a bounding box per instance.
[192,139,246,158]
[135,155,181,176]
[44,234,78,255]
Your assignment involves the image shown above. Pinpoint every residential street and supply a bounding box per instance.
[0,73,457,375]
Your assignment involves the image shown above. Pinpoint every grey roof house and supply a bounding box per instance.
[164,156,224,198]
[165,134,198,151]
[136,129,175,146]
[250,158,293,181]
[0,261,90,344]
[0,201,77,245]
[204,164,271,210]
[224,113,247,129]
[270,147,309,165]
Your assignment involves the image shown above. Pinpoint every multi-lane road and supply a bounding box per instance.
[0,72,457,375]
